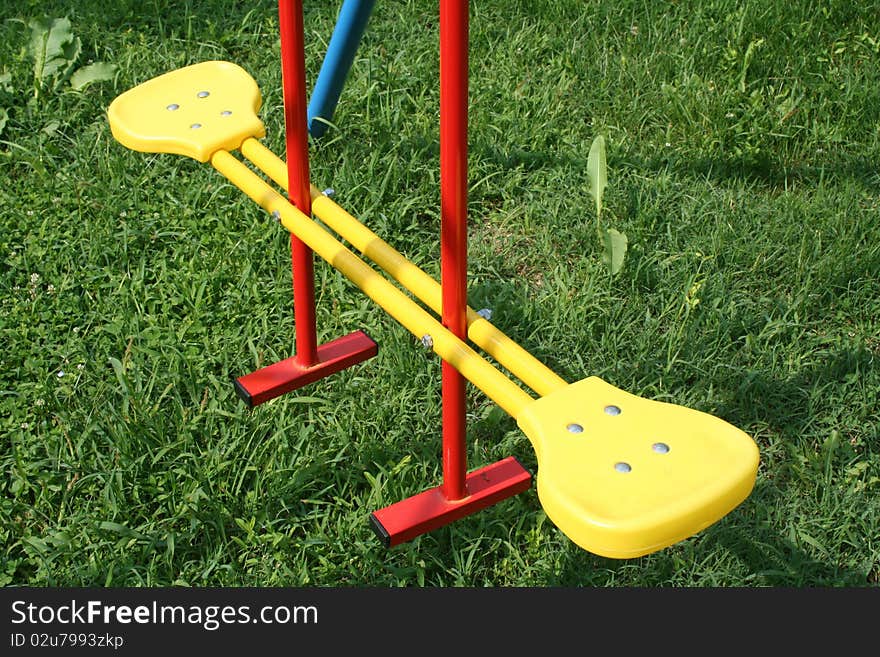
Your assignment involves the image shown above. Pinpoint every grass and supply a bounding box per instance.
[1,0,878,587]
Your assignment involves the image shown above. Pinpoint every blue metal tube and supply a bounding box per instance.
[307,0,375,137]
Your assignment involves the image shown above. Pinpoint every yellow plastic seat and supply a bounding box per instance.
[517,377,759,559]
[107,60,265,162]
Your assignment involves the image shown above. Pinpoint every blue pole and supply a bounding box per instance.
[307,0,375,137]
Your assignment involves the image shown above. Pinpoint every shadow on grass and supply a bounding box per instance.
[466,134,880,195]
[683,154,880,194]
[713,342,876,439]
[548,479,872,587]
[690,476,873,587]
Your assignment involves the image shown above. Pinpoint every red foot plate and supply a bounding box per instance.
[370,456,532,547]
[234,330,377,407]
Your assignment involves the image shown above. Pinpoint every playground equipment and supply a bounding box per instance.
[106,0,759,559]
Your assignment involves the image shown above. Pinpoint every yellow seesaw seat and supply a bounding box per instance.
[108,61,265,162]
[517,377,759,558]
[106,61,760,559]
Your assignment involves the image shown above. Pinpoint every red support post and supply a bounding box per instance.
[279,0,319,367]
[369,0,532,547]
[439,0,469,501]
[233,0,377,408]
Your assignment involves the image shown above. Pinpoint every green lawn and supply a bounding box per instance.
[2,0,878,586]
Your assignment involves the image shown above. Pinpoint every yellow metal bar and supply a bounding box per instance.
[210,148,535,419]
[239,136,568,398]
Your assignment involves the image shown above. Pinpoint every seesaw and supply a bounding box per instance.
[105,3,759,559]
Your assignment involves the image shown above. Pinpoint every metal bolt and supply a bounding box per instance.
[604,405,621,416]
[420,334,433,349]
[272,210,281,222]
[190,123,202,129]
[615,462,632,473]
[322,188,335,197]
[220,110,232,116]
[476,308,493,321]
[197,91,210,98]
[652,442,670,454]
[566,423,584,434]
[166,103,180,111]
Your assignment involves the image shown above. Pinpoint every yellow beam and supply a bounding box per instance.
[239,137,568,398]
[210,148,535,419]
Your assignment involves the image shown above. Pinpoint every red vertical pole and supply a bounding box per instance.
[278,0,319,367]
[234,1,378,407]
[439,0,469,501]
[369,0,531,547]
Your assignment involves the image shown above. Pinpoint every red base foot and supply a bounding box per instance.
[369,456,532,547]
[234,330,378,408]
